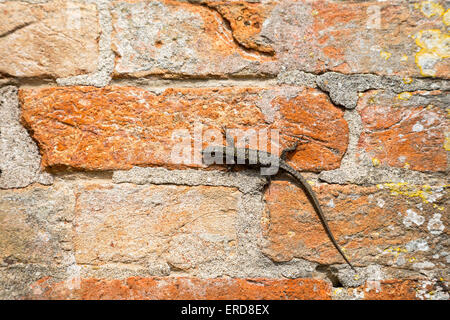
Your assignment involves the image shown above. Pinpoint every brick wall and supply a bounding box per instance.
[0,0,448,300]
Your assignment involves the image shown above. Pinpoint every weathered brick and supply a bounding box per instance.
[19,86,348,171]
[112,0,449,78]
[111,0,274,77]
[204,1,276,54]
[0,183,75,266]
[262,181,448,269]
[73,183,240,270]
[306,0,449,77]
[0,0,99,78]
[0,265,68,300]
[357,90,448,172]
[27,277,332,300]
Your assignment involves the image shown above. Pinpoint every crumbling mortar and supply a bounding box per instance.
[5,70,450,93]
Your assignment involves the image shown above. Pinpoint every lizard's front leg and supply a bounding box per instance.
[280,140,299,160]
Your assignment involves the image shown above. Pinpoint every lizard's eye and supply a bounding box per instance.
[210,151,216,157]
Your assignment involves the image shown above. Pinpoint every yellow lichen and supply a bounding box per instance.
[444,133,450,151]
[378,182,447,210]
[333,288,343,295]
[398,92,412,100]
[367,96,377,105]
[372,158,381,167]
[380,50,392,60]
[402,77,413,84]
[444,9,450,25]
[420,1,445,18]
[384,246,408,256]
[414,29,450,76]
[415,29,449,58]
[401,54,409,62]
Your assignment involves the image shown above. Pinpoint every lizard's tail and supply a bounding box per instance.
[280,162,356,271]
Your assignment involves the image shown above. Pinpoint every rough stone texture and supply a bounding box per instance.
[111,0,450,78]
[0,265,67,300]
[332,279,449,300]
[19,86,348,172]
[0,183,75,265]
[0,86,53,188]
[278,70,317,88]
[0,183,77,299]
[262,181,448,279]
[316,72,450,109]
[113,167,268,194]
[111,0,274,77]
[0,0,100,78]
[74,183,240,271]
[316,73,382,110]
[1,0,449,302]
[74,174,317,280]
[201,0,277,55]
[25,277,332,300]
[304,0,449,78]
[56,0,114,87]
[357,90,448,172]
[0,177,317,297]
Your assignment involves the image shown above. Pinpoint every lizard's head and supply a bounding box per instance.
[201,145,228,165]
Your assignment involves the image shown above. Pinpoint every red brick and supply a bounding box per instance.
[262,181,448,267]
[111,0,449,78]
[27,277,332,300]
[19,86,348,171]
[357,90,448,172]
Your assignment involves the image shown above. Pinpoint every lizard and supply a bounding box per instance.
[201,133,355,271]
